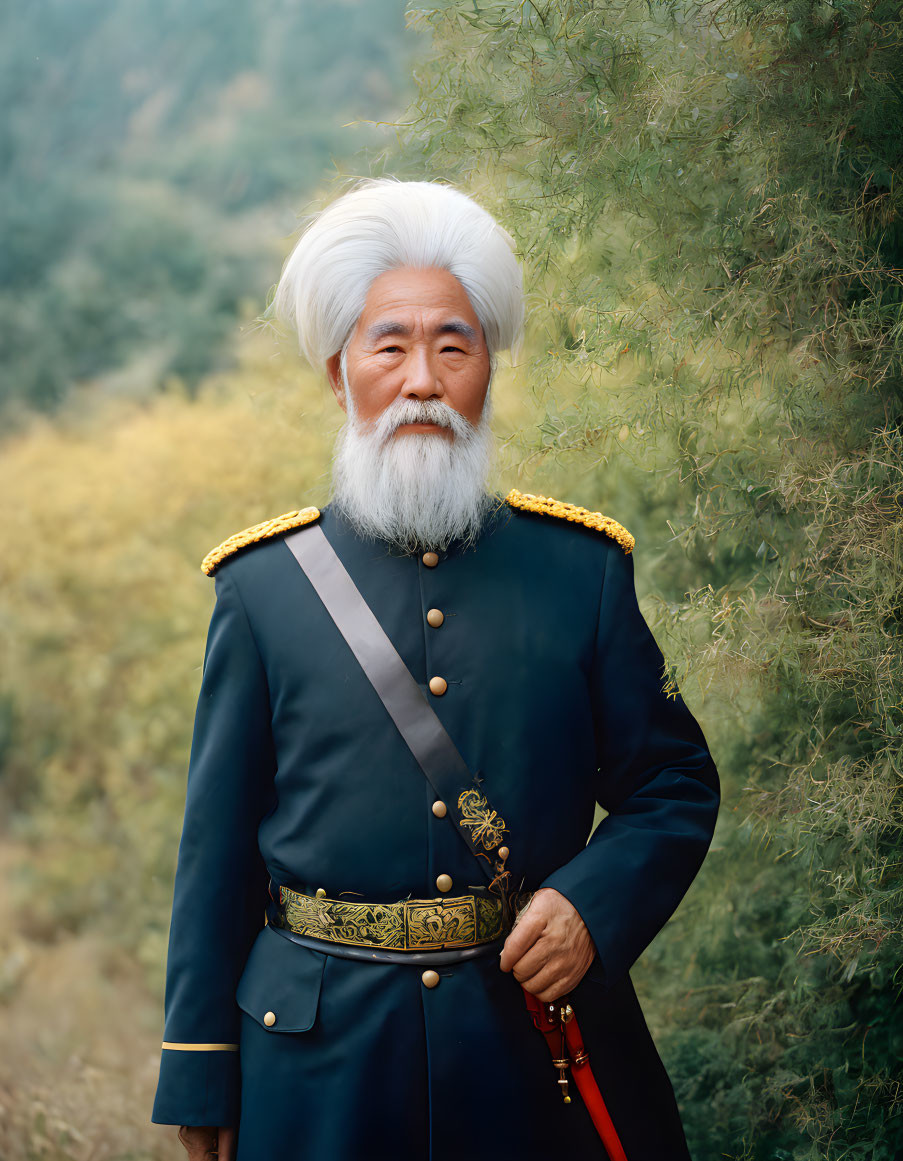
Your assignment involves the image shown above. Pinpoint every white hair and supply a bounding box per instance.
[271,178,523,369]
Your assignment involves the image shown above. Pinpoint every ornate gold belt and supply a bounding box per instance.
[274,884,521,952]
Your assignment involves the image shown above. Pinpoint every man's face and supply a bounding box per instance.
[326,266,491,437]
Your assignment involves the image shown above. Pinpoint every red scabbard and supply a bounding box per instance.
[522,986,629,1161]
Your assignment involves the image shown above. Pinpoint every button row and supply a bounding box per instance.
[422,550,454,931]
[422,552,445,696]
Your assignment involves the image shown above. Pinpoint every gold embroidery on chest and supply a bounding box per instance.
[456,787,508,851]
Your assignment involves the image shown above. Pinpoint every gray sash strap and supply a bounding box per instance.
[283,524,506,886]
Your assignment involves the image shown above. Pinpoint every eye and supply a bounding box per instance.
[441,344,465,354]
[378,345,403,354]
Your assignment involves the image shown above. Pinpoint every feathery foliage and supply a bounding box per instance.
[395,0,903,1155]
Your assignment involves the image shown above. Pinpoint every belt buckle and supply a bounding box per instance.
[403,896,478,950]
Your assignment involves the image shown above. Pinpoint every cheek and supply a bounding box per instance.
[455,366,490,423]
[348,368,399,420]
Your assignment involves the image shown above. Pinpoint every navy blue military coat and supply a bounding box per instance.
[151,490,720,1161]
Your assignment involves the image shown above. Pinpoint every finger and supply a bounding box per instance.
[533,956,595,1002]
[499,911,545,972]
[178,1126,218,1161]
[518,962,567,1001]
[218,1126,237,1161]
[531,977,572,1003]
[509,941,553,984]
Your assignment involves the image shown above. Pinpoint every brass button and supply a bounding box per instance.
[432,800,447,818]
[315,887,327,899]
[498,846,509,861]
[263,1011,276,1028]
[428,676,448,696]
[436,873,453,893]
[421,970,440,989]
[426,608,444,628]
[422,551,439,568]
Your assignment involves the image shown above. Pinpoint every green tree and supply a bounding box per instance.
[396,1,903,1155]
[1,0,421,419]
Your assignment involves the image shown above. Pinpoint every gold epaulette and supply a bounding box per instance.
[505,489,635,554]
[201,506,321,576]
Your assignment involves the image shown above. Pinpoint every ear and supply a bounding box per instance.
[325,352,347,412]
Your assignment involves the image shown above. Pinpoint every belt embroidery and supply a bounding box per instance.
[277,887,506,951]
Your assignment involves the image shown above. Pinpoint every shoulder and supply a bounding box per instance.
[504,489,634,554]
[200,506,321,576]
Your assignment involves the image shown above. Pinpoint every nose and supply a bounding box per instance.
[402,346,444,400]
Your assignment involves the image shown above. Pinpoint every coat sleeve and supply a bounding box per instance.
[151,566,277,1127]
[539,541,720,988]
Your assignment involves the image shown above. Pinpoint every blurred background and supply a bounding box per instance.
[1,2,900,1159]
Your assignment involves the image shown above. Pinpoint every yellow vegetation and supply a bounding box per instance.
[0,331,564,1158]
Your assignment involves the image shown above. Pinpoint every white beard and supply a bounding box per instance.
[330,385,497,553]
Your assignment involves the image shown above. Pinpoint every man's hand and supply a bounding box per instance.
[178,1125,236,1160]
[499,887,596,1002]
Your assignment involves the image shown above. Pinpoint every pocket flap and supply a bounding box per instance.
[236,924,326,1032]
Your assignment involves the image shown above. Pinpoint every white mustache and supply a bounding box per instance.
[371,398,473,442]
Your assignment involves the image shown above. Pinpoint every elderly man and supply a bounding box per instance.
[151,179,720,1161]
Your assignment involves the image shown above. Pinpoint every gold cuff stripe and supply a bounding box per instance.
[201,506,321,575]
[505,489,635,554]
[161,1042,239,1052]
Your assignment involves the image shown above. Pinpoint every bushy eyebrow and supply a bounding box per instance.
[366,319,480,344]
